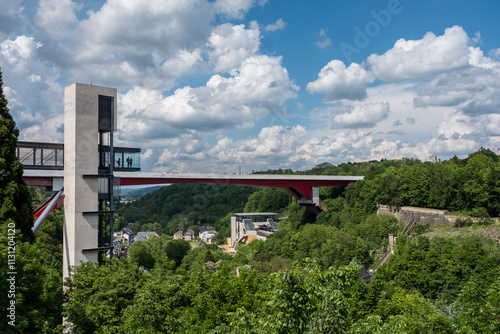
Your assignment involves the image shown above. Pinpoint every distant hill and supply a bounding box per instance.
[120,185,168,199]
[115,183,258,234]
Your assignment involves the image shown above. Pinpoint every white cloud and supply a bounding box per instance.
[489,48,500,60]
[0,0,23,16]
[315,29,331,49]
[160,49,204,78]
[332,102,390,128]
[0,35,63,131]
[265,18,286,32]
[368,140,429,162]
[118,86,164,118]
[368,25,472,81]
[117,55,298,144]
[35,0,80,38]
[414,65,500,115]
[306,60,373,101]
[207,22,261,73]
[429,137,478,155]
[147,123,436,173]
[214,0,267,19]
[25,0,271,91]
[422,112,486,156]
[19,113,64,143]
[52,0,216,90]
[471,31,482,44]
[141,148,153,160]
[483,114,500,136]
[177,125,307,172]
[0,0,23,40]
[1,36,42,72]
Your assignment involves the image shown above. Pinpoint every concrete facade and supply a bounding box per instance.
[230,213,277,252]
[63,83,117,278]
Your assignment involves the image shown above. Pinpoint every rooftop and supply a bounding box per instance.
[234,213,278,217]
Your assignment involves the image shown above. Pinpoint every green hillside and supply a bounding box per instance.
[115,183,258,237]
[120,185,167,199]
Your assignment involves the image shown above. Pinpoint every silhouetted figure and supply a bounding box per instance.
[116,158,121,167]
[126,157,132,168]
[129,157,133,168]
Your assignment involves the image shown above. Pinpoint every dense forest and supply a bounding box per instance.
[3,64,500,332]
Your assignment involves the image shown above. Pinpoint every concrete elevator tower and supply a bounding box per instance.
[63,83,117,278]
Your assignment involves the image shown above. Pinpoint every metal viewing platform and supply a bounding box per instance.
[17,141,141,171]
[17,141,64,170]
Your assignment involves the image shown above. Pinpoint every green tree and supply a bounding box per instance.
[188,211,199,225]
[265,261,360,333]
[164,239,192,267]
[186,224,200,236]
[128,241,155,269]
[0,68,64,333]
[63,258,145,333]
[183,266,268,333]
[452,272,500,333]
[0,237,63,333]
[376,288,452,333]
[244,187,290,213]
[0,67,34,241]
[120,274,189,333]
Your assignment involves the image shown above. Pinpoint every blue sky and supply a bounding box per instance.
[2,0,500,173]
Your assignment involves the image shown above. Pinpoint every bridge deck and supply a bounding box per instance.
[23,170,363,199]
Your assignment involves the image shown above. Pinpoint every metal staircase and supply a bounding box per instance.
[372,219,416,271]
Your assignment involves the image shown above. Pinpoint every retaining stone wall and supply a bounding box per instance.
[378,205,453,226]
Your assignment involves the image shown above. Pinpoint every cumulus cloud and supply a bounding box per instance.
[214,0,267,19]
[423,113,485,156]
[414,64,500,115]
[490,48,500,60]
[315,29,331,49]
[368,25,472,81]
[429,137,478,155]
[332,102,390,128]
[159,49,204,78]
[306,60,373,101]
[295,131,429,168]
[21,0,271,92]
[1,35,42,73]
[35,0,80,38]
[0,0,23,40]
[212,125,307,165]
[0,35,63,132]
[150,125,308,172]
[19,113,64,143]
[141,148,153,160]
[58,0,216,90]
[148,123,437,173]
[265,18,286,32]
[207,22,261,73]
[117,55,298,144]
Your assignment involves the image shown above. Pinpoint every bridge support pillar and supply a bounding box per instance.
[287,186,323,214]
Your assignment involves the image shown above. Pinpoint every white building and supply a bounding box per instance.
[199,229,217,244]
[230,213,278,252]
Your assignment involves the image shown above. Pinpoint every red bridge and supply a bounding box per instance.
[24,170,363,216]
